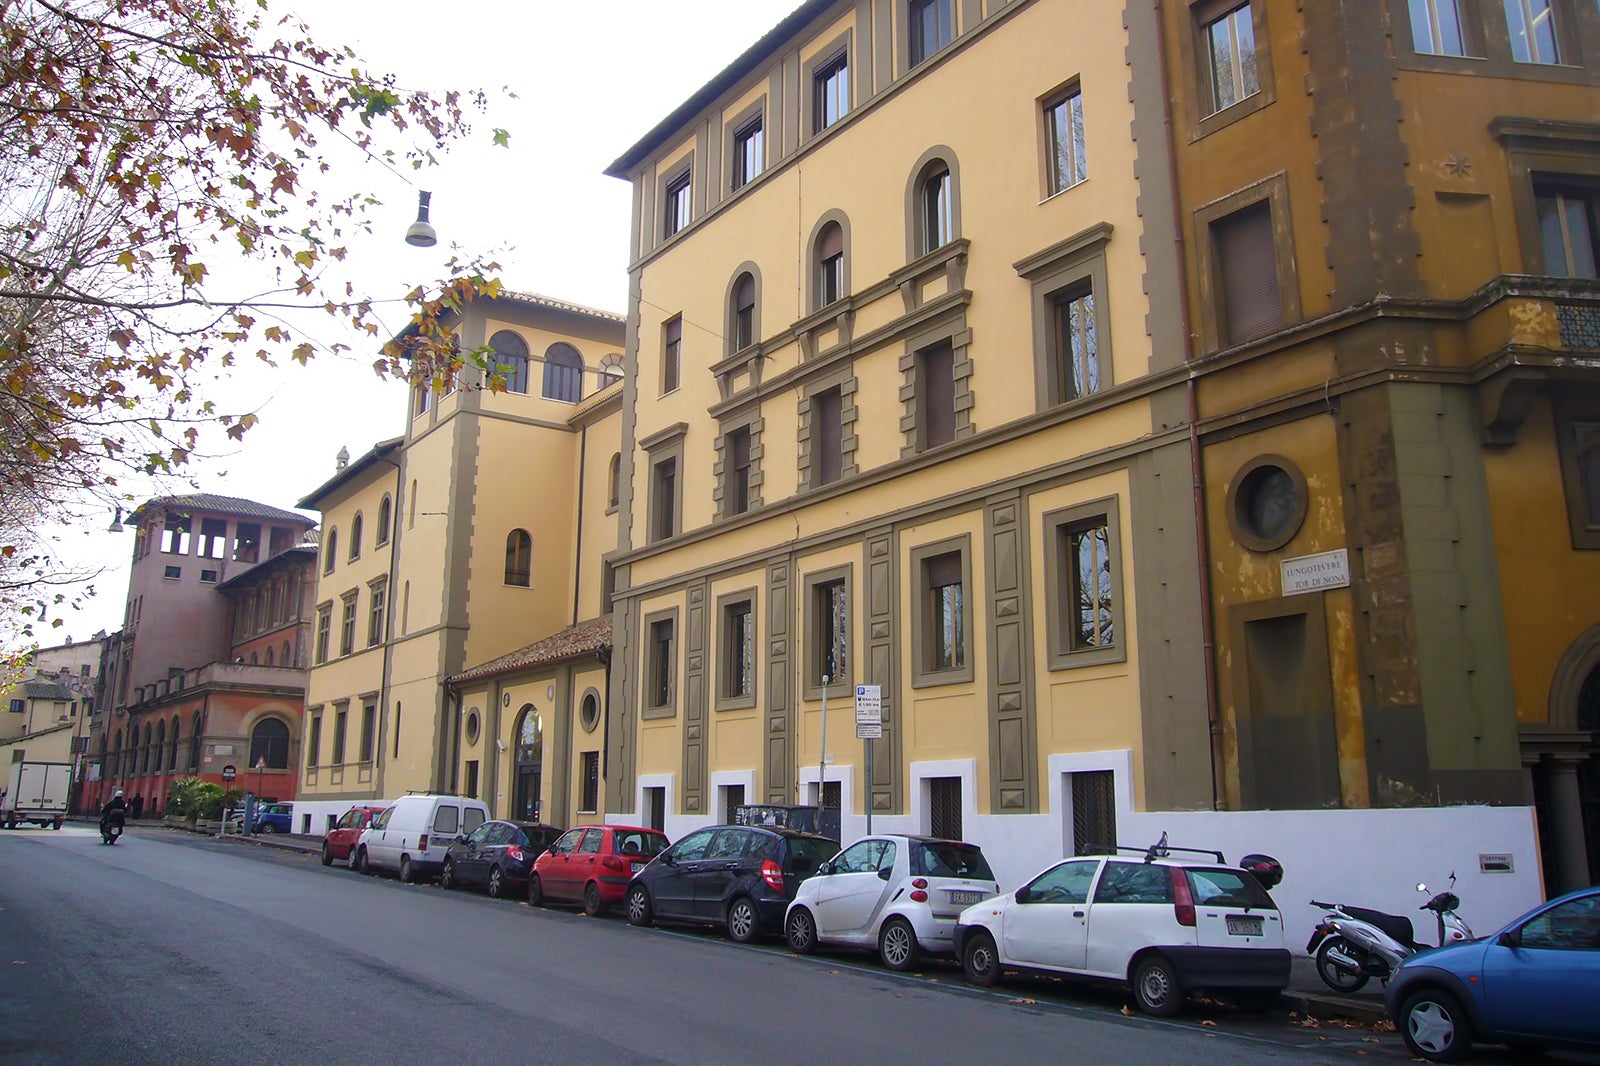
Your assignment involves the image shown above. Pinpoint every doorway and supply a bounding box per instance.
[513,705,542,821]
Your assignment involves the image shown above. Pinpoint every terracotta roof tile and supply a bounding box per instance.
[449,616,612,685]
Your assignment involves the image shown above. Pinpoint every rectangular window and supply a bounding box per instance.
[163,565,181,580]
[464,760,479,800]
[1213,199,1282,345]
[814,388,844,486]
[916,341,956,450]
[233,522,260,563]
[1504,0,1562,64]
[332,705,348,764]
[160,518,190,555]
[198,518,227,559]
[1044,87,1088,196]
[922,165,953,253]
[816,579,847,685]
[923,552,965,673]
[726,427,752,516]
[722,783,747,825]
[645,786,666,832]
[651,457,677,542]
[8,699,23,714]
[928,776,962,840]
[1045,502,1126,669]
[339,595,357,657]
[662,317,682,395]
[315,606,331,664]
[1203,3,1261,115]
[647,617,675,713]
[813,51,849,133]
[1556,406,1600,549]
[722,598,755,702]
[820,249,844,306]
[306,715,321,768]
[1538,184,1600,279]
[358,700,376,762]
[909,0,954,67]
[367,584,386,647]
[664,170,691,238]
[733,116,764,189]
[581,751,600,812]
[1049,283,1099,404]
[1407,0,1468,56]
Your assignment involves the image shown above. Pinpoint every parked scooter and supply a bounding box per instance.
[100,810,125,845]
[1307,874,1474,992]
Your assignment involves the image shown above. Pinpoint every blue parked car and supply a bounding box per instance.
[1385,885,1600,1062]
[251,802,293,834]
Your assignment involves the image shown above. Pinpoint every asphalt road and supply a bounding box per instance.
[0,825,1476,1064]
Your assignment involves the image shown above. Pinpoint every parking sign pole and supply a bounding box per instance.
[865,738,872,835]
[818,675,829,812]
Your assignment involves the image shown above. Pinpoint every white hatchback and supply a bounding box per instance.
[784,835,1000,971]
[954,847,1290,1016]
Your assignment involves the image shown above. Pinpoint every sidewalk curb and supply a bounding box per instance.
[1280,989,1388,1026]
[72,816,322,856]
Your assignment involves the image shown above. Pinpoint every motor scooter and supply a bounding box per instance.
[100,809,125,845]
[1306,874,1474,992]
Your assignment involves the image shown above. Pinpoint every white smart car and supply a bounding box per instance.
[784,834,1001,971]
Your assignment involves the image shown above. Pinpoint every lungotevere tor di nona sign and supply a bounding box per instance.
[1279,549,1351,596]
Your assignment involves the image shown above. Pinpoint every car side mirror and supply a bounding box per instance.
[877,867,893,881]
[456,834,466,844]
[818,861,833,876]
[1015,887,1031,904]
[1497,930,1520,949]
[659,852,675,866]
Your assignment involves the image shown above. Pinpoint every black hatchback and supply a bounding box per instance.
[624,824,835,942]
[440,820,566,899]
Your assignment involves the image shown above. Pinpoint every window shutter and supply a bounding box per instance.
[925,552,962,589]
[920,342,956,447]
[815,389,843,485]
[818,222,843,259]
[1214,201,1281,344]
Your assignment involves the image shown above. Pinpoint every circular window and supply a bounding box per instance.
[464,709,481,746]
[1228,456,1308,553]
[580,691,601,733]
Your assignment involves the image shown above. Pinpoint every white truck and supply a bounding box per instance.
[2,761,72,829]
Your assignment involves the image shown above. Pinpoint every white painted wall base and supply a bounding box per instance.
[290,799,392,839]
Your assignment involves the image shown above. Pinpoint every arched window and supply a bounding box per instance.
[140,722,153,774]
[349,512,363,561]
[323,528,338,574]
[168,715,181,771]
[731,272,757,351]
[154,720,165,773]
[189,711,204,772]
[249,717,291,770]
[408,480,417,529]
[907,150,961,258]
[505,529,532,587]
[512,705,544,820]
[542,343,584,403]
[376,494,392,546]
[282,640,292,667]
[598,354,624,388]
[608,453,622,509]
[265,645,274,667]
[111,729,122,779]
[920,161,952,253]
[811,214,849,311]
[492,330,530,394]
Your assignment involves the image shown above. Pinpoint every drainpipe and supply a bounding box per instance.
[573,422,588,627]
[1154,0,1226,809]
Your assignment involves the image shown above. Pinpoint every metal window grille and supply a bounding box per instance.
[928,777,963,840]
[1071,770,1117,855]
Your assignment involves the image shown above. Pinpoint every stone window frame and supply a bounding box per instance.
[661,315,683,396]
[725,95,768,193]
[1498,0,1586,68]
[366,575,389,647]
[807,209,853,313]
[724,261,763,359]
[1390,0,1494,70]
[714,587,759,711]
[899,314,976,457]
[910,534,976,689]
[642,606,680,721]
[314,601,332,664]
[660,153,694,242]
[798,364,860,491]
[339,588,359,658]
[490,329,531,394]
[904,0,957,72]
[1181,0,1277,140]
[606,453,621,514]
[1015,222,1114,411]
[639,422,688,545]
[1226,454,1309,553]
[713,406,765,520]
[904,146,963,262]
[1037,76,1089,201]
[348,512,363,562]
[802,563,854,702]
[1554,396,1600,550]
[504,528,533,587]
[376,493,392,546]
[1042,497,1128,671]
[802,29,853,141]
[1192,172,1301,353]
[579,686,602,733]
[1491,119,1600,276]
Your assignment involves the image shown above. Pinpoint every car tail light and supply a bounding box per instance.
[418,834,429,852]
[602,855,624,871]
[761,859,785,892]
[910,890,929,903]
[1169,867,1196,927]
[911,878,928,890]
[507,845,524,863]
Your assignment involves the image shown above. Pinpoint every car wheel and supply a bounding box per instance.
[259,823,277,834]
[440,859,456,890]
[962,930,1001,987]
[1132,955,1184,1017]
[527,874,544,907]
[626,885,654,927]
[879,917,919,972]
[786,907,818,955]
[1314,936,1371,993]
[582,882,607,918]
[320,843,333,867]
[488,866,506,899]
[399,855,414,884]
[726,897,760,943]
[355,847,370,874]
[1232,989,1280,1014]
[1400,987,1473,1063]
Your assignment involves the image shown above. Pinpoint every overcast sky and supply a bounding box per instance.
[41,0,802,647]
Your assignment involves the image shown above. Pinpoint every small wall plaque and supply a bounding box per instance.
[1479,853,1514,874]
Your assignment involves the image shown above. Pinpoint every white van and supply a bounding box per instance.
[354,794,489,883]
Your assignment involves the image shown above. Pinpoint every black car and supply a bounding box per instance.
[440,820,565,899]
[624,824,835,942]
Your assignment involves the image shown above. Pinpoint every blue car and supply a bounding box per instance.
[251,802,293,834]
[1385,885,1600,1062]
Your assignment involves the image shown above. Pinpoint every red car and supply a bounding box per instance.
[529,825,669,916]
[321,805,387,868]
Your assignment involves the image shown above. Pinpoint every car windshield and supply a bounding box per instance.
[913,842,994,880]
[613,830,667,858]
[1186,868,1275,909]
[781,836,834,876]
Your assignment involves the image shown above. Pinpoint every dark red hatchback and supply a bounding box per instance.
[529,825,669,916]
[322,805,387,868]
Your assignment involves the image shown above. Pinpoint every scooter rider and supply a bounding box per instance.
[100,789,128,829]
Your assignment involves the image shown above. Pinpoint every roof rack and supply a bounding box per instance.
[1079,831,1226,865]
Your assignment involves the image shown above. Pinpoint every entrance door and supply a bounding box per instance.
[1581,669,1600,886]
[513,705,543,821]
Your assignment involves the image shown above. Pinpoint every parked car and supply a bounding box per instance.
[440,821,565,899]
[355,794,489,883]
[321,805,387,867]
[624,824,834,942]
[953,843,1290,1016]
[252,802,293,834]
[1385,885,1600,1062]
[784,835,1000,971]
[530,825,669,916]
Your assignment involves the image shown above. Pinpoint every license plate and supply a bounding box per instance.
[1226,915,1264,937]
[949,890,983,905]
[631,862,645,873]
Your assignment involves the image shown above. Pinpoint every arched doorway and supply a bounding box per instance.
[1580,665,1600,886]
[1532,632,1600,894]
[513,705,543,821]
